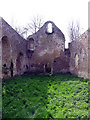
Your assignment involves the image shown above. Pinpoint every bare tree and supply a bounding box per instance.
[14,26,28,38]
[14,26,23,35]
[10,18,25,38]
[25,16,44,34]
[68,21,81,41]
[11,16,44,39]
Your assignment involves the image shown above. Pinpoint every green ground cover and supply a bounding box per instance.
[2,73,89,119]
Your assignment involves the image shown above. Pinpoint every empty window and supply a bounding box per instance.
[28,38,34,50]
[47,23,53,33]
[75,54,79,67]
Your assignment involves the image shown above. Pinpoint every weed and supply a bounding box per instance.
[2,73,89,118]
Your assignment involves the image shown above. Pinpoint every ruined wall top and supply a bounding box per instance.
[27,21,65,41]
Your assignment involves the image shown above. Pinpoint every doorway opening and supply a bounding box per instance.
[45,63,51,73]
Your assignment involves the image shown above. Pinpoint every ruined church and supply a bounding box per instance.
[0,17,89,80]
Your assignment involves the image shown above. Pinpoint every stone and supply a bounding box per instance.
[0,18,89,79]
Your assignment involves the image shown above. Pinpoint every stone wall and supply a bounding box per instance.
[0,18,2,80]
[27,21,67,73]
[69,30,89,79]
[53,49,70,73]
[1,17,28,79]
[0,18,89,79]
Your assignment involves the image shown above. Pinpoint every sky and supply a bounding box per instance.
[0,0,89,47]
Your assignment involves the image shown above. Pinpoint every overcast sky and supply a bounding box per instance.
[0,0,89,47]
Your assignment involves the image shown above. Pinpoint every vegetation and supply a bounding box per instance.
[2,73,89,119]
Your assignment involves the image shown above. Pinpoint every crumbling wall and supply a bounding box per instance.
[69,30,88,79]
[1,18,28,79]
[88,29,90,79]
[27,21,66,73]
[0,18,2,80]
[1,18,89,79]
[53,49,70,73]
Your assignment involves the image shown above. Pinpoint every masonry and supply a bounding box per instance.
[0,17,89,80]
[27,21,69,73]
[69,30,89,79]
[0,18,28,79]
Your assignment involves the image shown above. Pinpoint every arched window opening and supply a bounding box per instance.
[75,54,79,67]
[28,38,34,51]
[47,23,53,34]
[16,52,24,75]
[2,36,10,66]
[2,36,8,42]
[2,36,11,77]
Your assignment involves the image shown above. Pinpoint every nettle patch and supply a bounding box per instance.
[2,74,89,119]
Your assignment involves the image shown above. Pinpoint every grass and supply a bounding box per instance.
[2,73,89,119]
